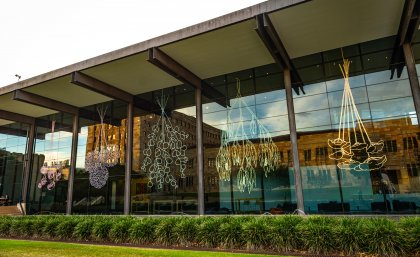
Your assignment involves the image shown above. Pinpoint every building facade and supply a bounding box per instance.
[0,0,419,215]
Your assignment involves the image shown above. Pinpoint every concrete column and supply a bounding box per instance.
[284,69,305,214]
[195,87,205,215]
[66,114,79,215]
[21,123,35,214]
[124,102,134,215]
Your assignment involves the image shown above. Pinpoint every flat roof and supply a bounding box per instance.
[0,0,405,124]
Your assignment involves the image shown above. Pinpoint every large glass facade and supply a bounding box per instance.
[28,113,73,214]
[131,85,198,214]
[4,36,419,215]
[72,101,127,214]
[293,37,420,214]
[202,65,296,214]
[0,122,29,205]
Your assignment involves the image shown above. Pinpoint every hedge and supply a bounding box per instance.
[0,215,418,257]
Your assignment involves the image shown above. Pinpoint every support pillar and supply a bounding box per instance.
[196,87,205,215]
[284,69,305,214]
[124,102,134,215]
[66,114,79,215]
[21,123,35,214]
[402,43,420,122]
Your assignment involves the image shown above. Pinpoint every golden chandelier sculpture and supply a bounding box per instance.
[328,59,387,171]
[216,78,281,193]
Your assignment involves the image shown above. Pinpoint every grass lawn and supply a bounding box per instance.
[0,239,288,257]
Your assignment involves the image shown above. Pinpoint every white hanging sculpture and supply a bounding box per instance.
[141,95,189,189]
[216,79,281,193]
[38,121,62,190]
[328,59,387,171]
[85,106,120,189]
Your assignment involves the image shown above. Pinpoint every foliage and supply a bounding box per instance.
[269,215,303,252]
[128,218,158,244]
[0,215,418,256]
[109,218,132,243]
[297,216,338,254]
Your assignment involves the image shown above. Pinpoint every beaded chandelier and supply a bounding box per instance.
[85,106,120,189]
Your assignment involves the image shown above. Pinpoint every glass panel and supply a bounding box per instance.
[0,122,29,206]
[28,113,73,214]
[293,36,420,213]
[203,64,296,214]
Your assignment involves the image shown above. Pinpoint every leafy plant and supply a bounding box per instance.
[172,217,199,246]
[109,218,132,243]
[42,218,62,239]
[297,216,337,254]
[242,217,271,250]
[56,217,79,239]
[269,215,303,252]
[197,217,223,247]
[398,217,420,255]
[155,217,177,246]
[129,218,159,244]
[361,218,403,257]
[218,217,245,248]
[334,217,365,255]
[73,219,94,241]
[92,218,114,241]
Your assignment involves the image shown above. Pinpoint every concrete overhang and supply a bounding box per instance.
[0,0,405,126]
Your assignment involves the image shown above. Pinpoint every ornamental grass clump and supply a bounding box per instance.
[361,218,403,257]
[92,218,114,241]
[155,217,178,246]
[73,218,94,241]
[128,218,158,244]
[269,215,303,252]
[109,218,133,243]
[42,217,62,239]
[334,217,365,255]
[242,217,271,250]
[172,217,199,246]
[56,217,80,240]
[398,217,420,255]
[218,217,245,248]
[197,217,224,248]
[297,216,337,255]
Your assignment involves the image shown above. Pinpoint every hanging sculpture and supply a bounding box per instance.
[85,106,120,189]
[141,95,189,189]
[216,78,281,193]
[38,121,62,190]
[328,59,387,171]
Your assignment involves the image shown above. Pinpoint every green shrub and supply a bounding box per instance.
[0,217,12,236]
[31,217,47,237]
[298,216,337,254]
[269,215,303,252]
[361,218,403,257]
[109,218,132,243]
[218,217,245,248]
[73,219,93,241]
[172,217,199,246]
[398,217,420,255]
[42,218,62,239]
[334,217,365,255]
[155,217,177,246]
[9,217,36,237]
[92,218,114,241]
[197,217,223,247]
[56,217,79,239]
[129,218,158,244]
[242,217,271,250]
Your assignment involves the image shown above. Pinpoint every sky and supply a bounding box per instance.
[0,0,265,88]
